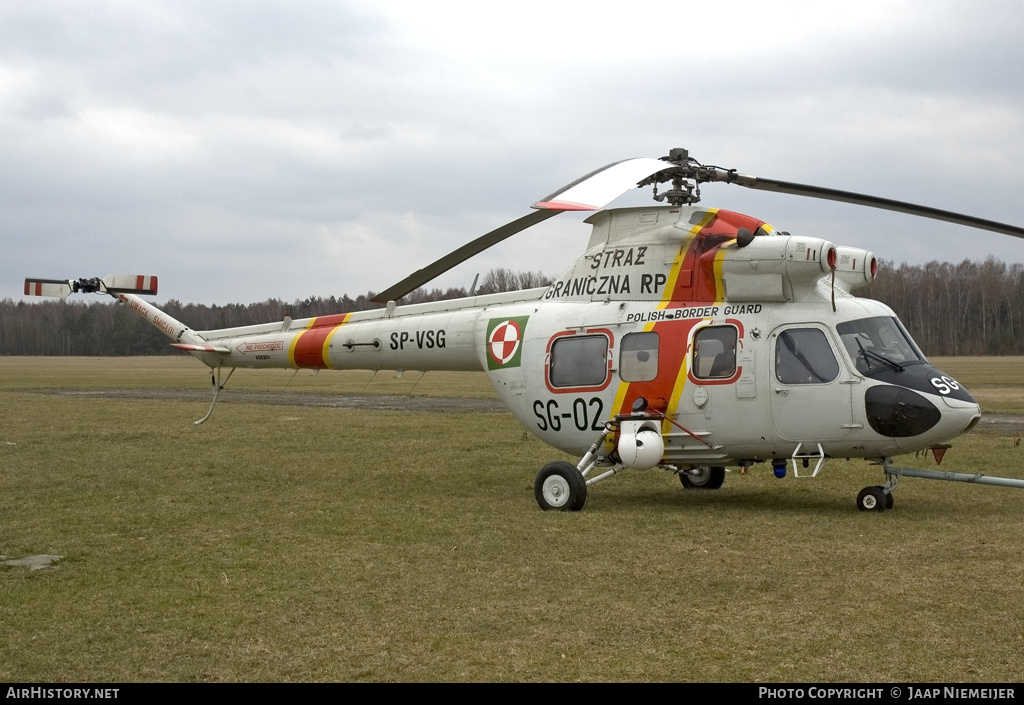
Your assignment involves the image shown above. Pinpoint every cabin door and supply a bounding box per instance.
[769,324,855,442]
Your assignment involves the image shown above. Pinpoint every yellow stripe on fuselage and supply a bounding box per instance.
[661,232,732,427]
[322,314,353,369]
[287,317,316,368]
[609,209,720,418]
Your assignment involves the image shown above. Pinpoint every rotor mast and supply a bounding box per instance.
[647,147,703,206]
[641,147,747,207]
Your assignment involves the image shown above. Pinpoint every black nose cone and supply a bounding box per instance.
[865,385,941,438]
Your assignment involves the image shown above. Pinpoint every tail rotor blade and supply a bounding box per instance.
[101,274,159,295]
[24,278,73,298]
[23,275,159,298]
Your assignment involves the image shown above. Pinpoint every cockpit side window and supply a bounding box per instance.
[692,326,737,380]
[620,332,659,382]
[837,316,924,375]
[775,328,840,385]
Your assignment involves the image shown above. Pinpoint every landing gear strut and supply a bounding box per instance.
[856,456,1024,512]
[195,365,235,425]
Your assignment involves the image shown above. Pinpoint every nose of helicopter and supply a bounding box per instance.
[934,390,982,435]
[927,364,981,439]
[861,363,980,452]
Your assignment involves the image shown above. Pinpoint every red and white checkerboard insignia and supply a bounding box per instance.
[488,319,522,365]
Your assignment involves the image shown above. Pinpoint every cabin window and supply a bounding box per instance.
[775,329,840,384]
[620,332,659,382]
[692,326,737,379]
[549,335,609,388]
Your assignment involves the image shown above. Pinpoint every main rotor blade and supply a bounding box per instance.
[371,157,674,303]
[724,173,1024,239]
[370,209,559,303]
[533,157,673,210]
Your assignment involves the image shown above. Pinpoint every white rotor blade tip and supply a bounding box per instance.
[532,157,671,211]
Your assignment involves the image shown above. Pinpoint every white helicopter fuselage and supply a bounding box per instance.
[132,204,979,470]
[35,150,1013,511]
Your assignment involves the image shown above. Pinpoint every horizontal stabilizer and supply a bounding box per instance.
[171,343,231,354]
[23,275,158,298]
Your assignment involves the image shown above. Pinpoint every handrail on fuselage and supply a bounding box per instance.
[197,287,549,342]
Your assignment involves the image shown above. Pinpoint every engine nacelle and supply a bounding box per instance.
[617,418,665,470]
[832,246,878,291]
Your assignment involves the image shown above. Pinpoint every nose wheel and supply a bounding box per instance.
[856,485,894,511]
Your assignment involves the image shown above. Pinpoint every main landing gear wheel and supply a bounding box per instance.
[856,485,891,512]
[535,461,588,511]
[680,466,726,490]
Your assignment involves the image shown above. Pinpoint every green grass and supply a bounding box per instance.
[1,357,1023,682]
[0,356,498,399]
[931,356,1024,414]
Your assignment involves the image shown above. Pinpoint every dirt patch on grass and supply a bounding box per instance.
[26,388,508,414]
[976,414,1024,432]
[24,388,1024,430]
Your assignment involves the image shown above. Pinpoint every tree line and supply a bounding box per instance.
[3,259,1024,356]
[868,257,1024,355]
[0,268,552,356]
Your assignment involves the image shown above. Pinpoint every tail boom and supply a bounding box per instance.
[118,293,207,348]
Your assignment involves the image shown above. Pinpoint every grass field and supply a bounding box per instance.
[1,356,1023,682]
[931,356,1024,415]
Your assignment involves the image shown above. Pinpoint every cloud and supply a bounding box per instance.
[3,0,1024,305]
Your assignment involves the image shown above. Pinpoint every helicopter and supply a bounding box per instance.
[26,148,1024,512]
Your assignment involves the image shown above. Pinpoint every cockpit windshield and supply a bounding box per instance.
[836,316,925,375]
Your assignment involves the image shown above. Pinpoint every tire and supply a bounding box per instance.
[680,466,726,490]
[535,461,588,511]
[856,485,888,512]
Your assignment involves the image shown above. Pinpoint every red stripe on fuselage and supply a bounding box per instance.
[289,313,353,369]
[307,313,351,329]
[671,210,766,303]
[291,326,334,369]
[611,210,765,417]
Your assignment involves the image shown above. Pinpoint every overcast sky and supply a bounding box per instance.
[4,0,1024,305]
